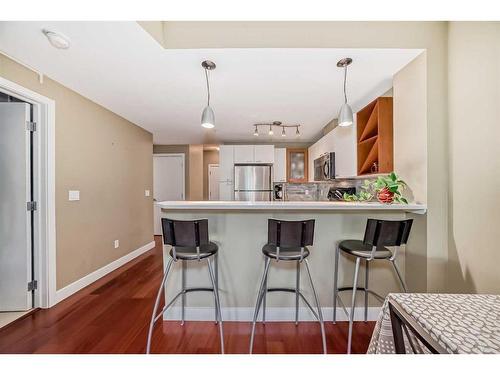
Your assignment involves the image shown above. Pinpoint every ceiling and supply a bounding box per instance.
[0,21,423,144]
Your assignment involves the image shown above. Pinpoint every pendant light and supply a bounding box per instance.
[201,60,216,129]
[337,58,353,127]
[253,125,259,136]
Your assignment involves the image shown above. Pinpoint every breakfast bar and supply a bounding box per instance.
[157,201,426,322]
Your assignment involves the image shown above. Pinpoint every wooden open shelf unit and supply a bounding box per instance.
[356,97,393,175]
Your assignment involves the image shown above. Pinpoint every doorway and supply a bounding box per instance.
[208,164,219,201]
[0,76,57,311]
[153,154,185,235]
[0,93,35,327]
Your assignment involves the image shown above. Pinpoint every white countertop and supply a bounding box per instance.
[157,200,427,214]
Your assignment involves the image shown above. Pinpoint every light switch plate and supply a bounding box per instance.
[145,190,150,197]
[114,240,119,249]
[68,190,80,201]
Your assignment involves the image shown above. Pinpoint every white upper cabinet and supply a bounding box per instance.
[254,145,275,164]
[218,145,234,182]
[234,145,275,164]
[233,145,255,163]
[274,148,287,182]
[307,123,357,180]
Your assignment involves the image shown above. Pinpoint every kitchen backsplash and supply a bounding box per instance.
[284,177,380,201]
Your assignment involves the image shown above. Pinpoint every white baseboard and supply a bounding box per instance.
[53,240,156,306]
[163,306,381,322]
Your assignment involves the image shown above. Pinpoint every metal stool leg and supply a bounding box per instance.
[364,260,369,322]
[304,259,327,354]
[391,260,408,292]
[333,245,340,323]
[262,269,268,324]
[214,253,219,324]
[249,258,271,354]
[207,257,224,354]
[181,260,186,325]
[295,260,300,326]
[146,257,174,354]
[347,257,361,354]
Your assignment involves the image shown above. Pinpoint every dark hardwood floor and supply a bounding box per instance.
[0,236,375,354]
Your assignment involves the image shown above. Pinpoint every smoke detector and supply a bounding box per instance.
[42,29,71,50]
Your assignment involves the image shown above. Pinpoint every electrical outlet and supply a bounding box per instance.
[114,240,119,249]
[145,190,150,197]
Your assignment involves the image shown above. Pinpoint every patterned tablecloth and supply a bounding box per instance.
[367,293,500,354]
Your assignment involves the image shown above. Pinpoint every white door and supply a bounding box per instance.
[208,164,219,201]
[153,154,185,235]
[0,102,32,311]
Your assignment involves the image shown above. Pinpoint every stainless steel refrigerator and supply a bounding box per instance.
[234,165,272,201]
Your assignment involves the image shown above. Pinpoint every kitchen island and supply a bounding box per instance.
[157,201,426,322]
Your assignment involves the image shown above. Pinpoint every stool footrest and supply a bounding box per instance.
[154,287,216,322]
[337,287,385,302]
[265,287,320,321]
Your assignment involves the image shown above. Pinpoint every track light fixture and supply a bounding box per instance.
[252,121,301,138]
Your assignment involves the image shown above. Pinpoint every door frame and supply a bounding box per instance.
[0,77,56,309]
[153,153,186,200]
[208,163,219,201]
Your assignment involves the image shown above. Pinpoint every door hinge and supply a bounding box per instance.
[28,280,38,292]
[26,121,37,132]
[27,201,37,211]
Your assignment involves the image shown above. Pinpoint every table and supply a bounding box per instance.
[367,293,500,354]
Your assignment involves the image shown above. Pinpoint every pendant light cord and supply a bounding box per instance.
[343,65,348,104]
[205,69,211,106]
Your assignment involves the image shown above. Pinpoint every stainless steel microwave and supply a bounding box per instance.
[314,152,336,181]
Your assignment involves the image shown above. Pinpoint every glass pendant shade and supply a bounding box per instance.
[338,102,353,127]
[201,106,215,129]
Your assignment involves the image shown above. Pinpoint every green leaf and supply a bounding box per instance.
[390,172,397,181]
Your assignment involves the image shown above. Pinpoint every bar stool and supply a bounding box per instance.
[333,218,413,354]
[146,218,224,354]
[249,219,327,354]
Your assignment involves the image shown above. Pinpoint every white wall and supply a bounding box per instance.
[308,121,357,180]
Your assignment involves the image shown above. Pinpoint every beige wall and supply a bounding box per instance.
[0,54,154,290]
[137,21,165,47]
[393,52,427,205]
[447,22,500,293]
[203,150,219,200]
[188,145,204,201]
[392,53,429,293]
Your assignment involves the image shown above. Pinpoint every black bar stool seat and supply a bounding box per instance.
[146,218,224,354]
[249,219,327,354]
[262,244,311,260]
[338,240,392,259]
[169,242,218,260]
[333,218,413,354]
